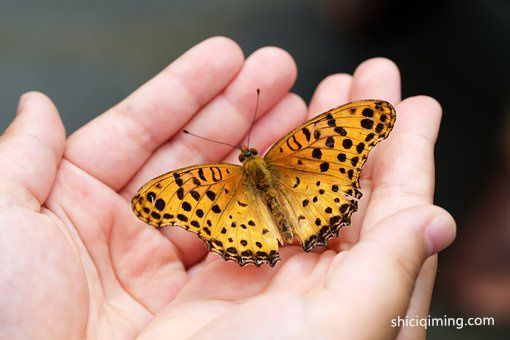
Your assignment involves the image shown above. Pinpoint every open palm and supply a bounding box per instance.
[0,37,455,340]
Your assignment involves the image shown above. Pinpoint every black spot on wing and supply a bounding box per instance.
[314,129,321,140]
[206,190,216,201]
[211,167,223,182]
[190,190,200,201]
[361,119,374,130]
[147,192,156,202]
[312,148,322,159]
[286,135,302,151]
[334,126,347,136]
[176,187,184,200]
[198,168,207,181]
[293,177,300,188]
[362,108,374,117]
[325,136,335,148]
[375,123,384,134]
[356,143,365,154]
[154,199,166,211]
[365,133,375,142]
[302,127,311,142]
[182,201,192,211]
[320,162,329,172]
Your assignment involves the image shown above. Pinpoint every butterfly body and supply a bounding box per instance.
[241,151,295,243]
[132,100,396,267]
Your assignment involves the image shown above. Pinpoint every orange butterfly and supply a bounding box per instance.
[132,99,396,267]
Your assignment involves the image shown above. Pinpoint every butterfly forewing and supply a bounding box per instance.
[131,163,281,267]
[265,100,396,249]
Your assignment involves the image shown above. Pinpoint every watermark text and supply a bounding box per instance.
[391,315,495,330]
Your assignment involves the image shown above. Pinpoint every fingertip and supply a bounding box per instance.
[2,92,65,206]
[202,35,241,48]
[15,91,65,142]
[394,95,443,143]
[361,205,456,270]
[353,57,400,79]
[17,91,58,116]
[424,209,456,256]
[224,46,298,113]
[200,35,245,63]
[400,95,443,120]
[271,92,308,123]
[350,57,401,104]
[284,92,308,116]
[168,36,245,105]
[317,73,352,89]
[249,46,298,84]
[309,73,353,115]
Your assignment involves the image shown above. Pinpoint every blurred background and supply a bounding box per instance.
[1,0,509,338]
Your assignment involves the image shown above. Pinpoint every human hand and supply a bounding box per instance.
[0,37,455,339]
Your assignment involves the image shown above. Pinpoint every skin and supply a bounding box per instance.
[0,37,456,340]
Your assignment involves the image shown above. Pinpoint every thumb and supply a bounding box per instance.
[324,205,456,339]
[0,92,65,210]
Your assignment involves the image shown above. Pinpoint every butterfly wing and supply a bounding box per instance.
[264,100,396,250]
[131,163,281,267]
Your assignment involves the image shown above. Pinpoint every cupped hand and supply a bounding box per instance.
[0,37,455,340]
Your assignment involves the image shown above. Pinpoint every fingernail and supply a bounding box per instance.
[424,215,456,256]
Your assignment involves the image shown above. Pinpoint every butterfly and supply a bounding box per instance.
[131,99,396,267]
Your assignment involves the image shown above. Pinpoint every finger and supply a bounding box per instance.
[223,93,307,163]
[66,36,245,190]
[323,205,456,339]
[0,92,65,210]
[308,73,352,118]
[362,96,442,231]
[348,57,401,186]
[122,46,297,197]
[360,96,443,339]
[396,256,437,340]
[161,93,306,269]
[349,57,401,104]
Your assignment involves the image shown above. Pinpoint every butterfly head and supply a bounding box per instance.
[238,146,258,162]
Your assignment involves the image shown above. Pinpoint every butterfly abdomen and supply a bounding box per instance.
[243,156,294,242]
[262,190,294,242]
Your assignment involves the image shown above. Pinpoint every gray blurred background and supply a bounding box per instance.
[1,0,509,338]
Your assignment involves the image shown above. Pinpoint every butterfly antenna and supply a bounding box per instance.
[183,130,242,151]
[247,88,260,148]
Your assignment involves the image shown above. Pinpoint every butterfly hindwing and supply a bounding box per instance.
[131,163,281,267]
[265,100,396,249]
[270,166,360,250]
